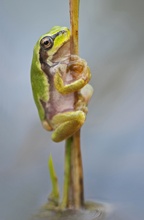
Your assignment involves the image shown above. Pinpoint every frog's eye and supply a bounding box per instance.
[40,36,53,50]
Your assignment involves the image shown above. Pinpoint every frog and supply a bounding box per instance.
[31,26,93,142]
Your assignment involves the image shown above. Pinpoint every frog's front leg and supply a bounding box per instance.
[54,55,91,95]
[50,110,86,142]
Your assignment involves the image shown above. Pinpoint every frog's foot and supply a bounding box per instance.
[42,119,53,131]
[68,55,90,82]
[69,55,85,74]
[75,100,88,114]
[51,110,86,142]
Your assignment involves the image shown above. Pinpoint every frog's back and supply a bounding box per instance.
[31,51,49,121]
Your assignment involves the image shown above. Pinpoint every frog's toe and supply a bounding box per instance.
[42,120,53,131]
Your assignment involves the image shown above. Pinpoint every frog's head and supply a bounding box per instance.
[35,26,70,66]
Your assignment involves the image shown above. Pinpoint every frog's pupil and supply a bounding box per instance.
[44,40,49,45]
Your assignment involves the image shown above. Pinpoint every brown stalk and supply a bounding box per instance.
[69,0,84,209]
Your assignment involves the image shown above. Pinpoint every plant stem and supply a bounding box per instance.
[69,0,80,54]
[71,129,84,208]
[61,0,84,210]
[69,0,84,209]
[48,155,60,206]
[61,137,72,209]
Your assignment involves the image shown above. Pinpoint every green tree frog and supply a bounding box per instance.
[31,26,93,142]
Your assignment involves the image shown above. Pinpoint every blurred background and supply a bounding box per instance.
[0,0,144,219]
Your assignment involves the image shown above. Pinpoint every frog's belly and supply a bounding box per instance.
[46,91,75,120]
[54,92,74,113]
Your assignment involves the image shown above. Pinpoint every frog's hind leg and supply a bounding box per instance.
[51,110,85,142]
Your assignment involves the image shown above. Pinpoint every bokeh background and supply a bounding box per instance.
[0,0,144,219]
